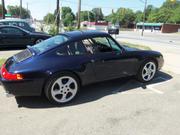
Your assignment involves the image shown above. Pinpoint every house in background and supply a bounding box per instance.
[136,22,180,33]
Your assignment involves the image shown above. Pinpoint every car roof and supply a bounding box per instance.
[0,25,30,32]
[0,19,28,23]
[61,30,110,40]
[0,25,22,29]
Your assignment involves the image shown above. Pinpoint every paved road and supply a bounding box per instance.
[117,31,180,74]
[0,49,21,59]
[0,71,180,135]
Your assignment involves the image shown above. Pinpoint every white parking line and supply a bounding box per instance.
[146,77,170,94]
[146,86,164,94]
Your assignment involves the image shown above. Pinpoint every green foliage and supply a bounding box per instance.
[43,13,55,24]
[105,13,118,25]
[0,4,3,15]
[61,7,75,27]
[0,4,7,17]
[80,11,95,22]
[92,8,104,22]
[44,7,75,27]
[170,8,180,23]
[65,26,76,31]
[48,25,57,36]
[147,0,180,23]
[7,5,30,19]
[116,8,135,27]
[105,0,180,27]
[135,10,143,23]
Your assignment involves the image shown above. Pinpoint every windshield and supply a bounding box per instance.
[32,35,68,54]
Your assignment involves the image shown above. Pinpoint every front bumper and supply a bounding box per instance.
[0,77,45,96]
[157,56,164,70]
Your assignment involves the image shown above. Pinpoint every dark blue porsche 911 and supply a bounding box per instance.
[0,31,164,104]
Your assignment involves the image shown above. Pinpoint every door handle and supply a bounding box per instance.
[91,59,95,63]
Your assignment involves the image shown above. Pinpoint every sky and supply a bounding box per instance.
[0,0,166,20]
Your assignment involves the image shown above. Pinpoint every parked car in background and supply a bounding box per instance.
[0,25,51,49]
[0,19,35,32]
[0,31,164,104]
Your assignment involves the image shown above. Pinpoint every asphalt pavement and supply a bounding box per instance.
[0,71,180,135]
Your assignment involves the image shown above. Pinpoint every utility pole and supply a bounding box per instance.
[20,0,22,18]
[1,0,5,19]
[77,0,81,29]
[26,2,28,11]
[141,0,147,36]
[56,0,60,34]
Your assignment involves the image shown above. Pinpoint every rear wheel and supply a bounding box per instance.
[45,73,80,104]
[137,60,157,82]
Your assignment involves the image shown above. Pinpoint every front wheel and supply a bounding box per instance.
[137,60,157,82]
[45,73,80,104]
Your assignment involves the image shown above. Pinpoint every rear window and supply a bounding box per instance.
[32,35,68,54]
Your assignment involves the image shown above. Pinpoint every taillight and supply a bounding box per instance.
[1,64,23,80]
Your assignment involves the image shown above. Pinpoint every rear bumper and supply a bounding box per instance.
[0,77,44,96]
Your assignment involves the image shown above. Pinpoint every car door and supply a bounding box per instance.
[56,40,96,85]
[0,27,30,47]
[88,36,139,81]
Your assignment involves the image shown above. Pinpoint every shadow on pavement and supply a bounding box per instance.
[15,71,172,109]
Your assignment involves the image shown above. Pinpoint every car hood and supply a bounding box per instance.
[123,46,163,57]
[123,46,140,51]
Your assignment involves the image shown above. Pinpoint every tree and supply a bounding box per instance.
[105,13,118,25]
[43,13,55,24]
[7,5,30,19]
[135,10,143,23]
[61,7,75,26]
[170,7,180,23]
[147,0,180,23]
[0,4,3,15]
[116,8,135,27]
[80,11,95,22]
[92,8,104,22]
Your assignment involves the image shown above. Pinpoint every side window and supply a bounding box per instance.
[56,45,70,56]
[0,27,23,35]
[92,37,112,53]
[82,39,94,54]
[68,41,87,55]
[107,37,122,52]
[9,28,24,35]
[0,28,9,34]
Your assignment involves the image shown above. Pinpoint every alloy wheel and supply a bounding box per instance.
[142,62,156,81]
[51,76,78,103]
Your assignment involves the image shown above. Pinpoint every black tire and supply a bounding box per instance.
[44,72,80,104]
[137,59,157,83]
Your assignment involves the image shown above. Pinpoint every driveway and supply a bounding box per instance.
[1,71,180,135]
[0,49,21,59]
